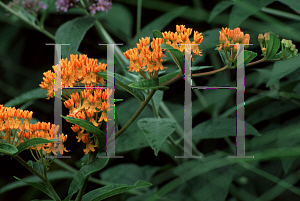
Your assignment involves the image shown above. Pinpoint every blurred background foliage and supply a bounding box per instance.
[0,0,300,200]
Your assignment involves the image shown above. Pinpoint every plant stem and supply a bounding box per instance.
[159,72,182,86]
[136,0,142,42]
[14,155,61,201]
[75,151,97,201]
[94,20,128,71]
[107,89,156,144]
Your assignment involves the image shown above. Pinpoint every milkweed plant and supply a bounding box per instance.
[0,0,300,200]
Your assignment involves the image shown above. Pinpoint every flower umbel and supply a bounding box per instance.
[217,27,250,62]
[162,25,204,60]
[123,37,167,79]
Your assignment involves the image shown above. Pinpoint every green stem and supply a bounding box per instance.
[149,90,159,118]
[136,0,142,42]
[14,155,61,201]
[107,89,156,144]
[75,151,97,201]
[0,1,55,40]
[261,7,300,21]
[93,20,128,71]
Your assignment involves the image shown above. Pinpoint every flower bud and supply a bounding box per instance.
[293,49,298,56]
[234,27,241,35]
[234,43,239,53]
[291,45,296,52]
[264,33,270,41]
[224,40,230,51]
[238,32,244,43]
[242,38,249,49]
[228,30,234,40]
[258,34,264,43]
[262,47,266,55]
[219,33,226,44]
[244,34,250,41]
[233,34,239,43]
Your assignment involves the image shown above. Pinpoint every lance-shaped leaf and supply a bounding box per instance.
[61,116,106,148]
[137,118,177,156]
[161,43,185,74]
[82,180,152,201]
[232,50,257,68]
[55,16,96,60]
[97,72,145,102]
[68,158,109,197]
[129,78,169,91]
[16,138,58,155]
[264,31,281,60]
[14,176,54,200]
[153,30,163,39]
[0,143,18,155]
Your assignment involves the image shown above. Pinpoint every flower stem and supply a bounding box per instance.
[13,155,61,201]
[108,89,156,143]
[75,151,97,201]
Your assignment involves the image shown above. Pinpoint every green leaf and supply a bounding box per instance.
[68,158,109,196]
[232,50,257,69]
[0,170,74,194]
[208,1,234,23]
[229,0,276,28]
[114,99,123,103]
[158,70,181,86]
[244,50,257,65]
[97,72,145,102]
[278,0,300,15]
[265,32,281,60]
[0,143,18,155]
[193,117,261,144]
[61,116,106,149]
[153,30,163,39]
[115,98,152,153]
[161,43,185,74]
[266,55,300,87]
[100,164,159,185]
[129,78,169,91]
[147,90,164,113]
[133,6,187,42]
[137,118,177,156]
[13,176,54,200]
[96,3,133,42]
[82,180,152,201]
[216,47,229,65]
[4,88,47,107]
[27,160,44,175]
[16,138,57,155]
[55,16,96,60]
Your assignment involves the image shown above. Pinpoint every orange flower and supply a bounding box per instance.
[83,141,98,154]
[217,27,251,61]
[0,105,68,156]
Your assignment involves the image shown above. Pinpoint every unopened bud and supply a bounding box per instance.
[238,32,244,43]
[258,34,264,43]
[262,47,266,55]
[233,34,239,43]
[264,33,270,41]
[219,33,226,44]
[234,43,239,53]
[228,30,234,40]
[224,40,230,51]
[291,45,296,52]
[293,49,298,56]
[242,38,249,49]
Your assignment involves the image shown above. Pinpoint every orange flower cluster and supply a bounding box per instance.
[64,87,113,154]
[39,54,107,100]
[123,37,167,78]
[217,27,250,62]
[0,105,68,155]
[40,54,112,155]
[162,25,203,57]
